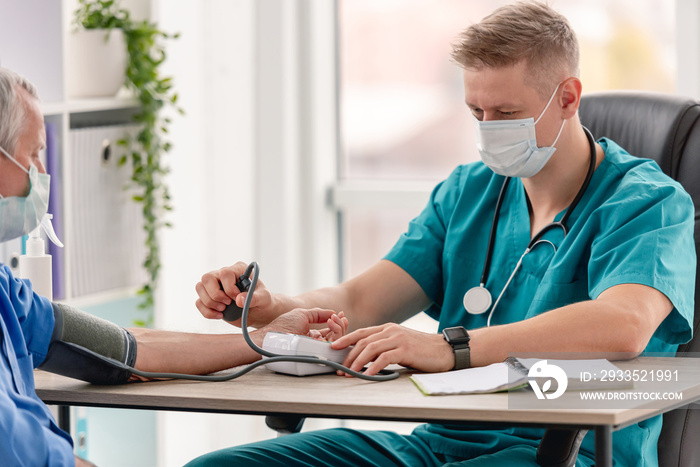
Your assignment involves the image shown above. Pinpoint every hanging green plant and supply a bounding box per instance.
[74,0,182,325]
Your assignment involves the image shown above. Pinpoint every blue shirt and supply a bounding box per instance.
[0,264,74,465]
[385,139,696,466]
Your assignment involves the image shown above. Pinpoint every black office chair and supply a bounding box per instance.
[537,91,700,467]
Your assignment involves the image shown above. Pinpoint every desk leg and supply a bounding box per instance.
[595,425,612,467]
[58,405,71,434]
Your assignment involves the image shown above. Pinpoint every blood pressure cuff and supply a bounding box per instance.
[38,302,137,385]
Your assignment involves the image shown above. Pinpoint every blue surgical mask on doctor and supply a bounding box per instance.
[0,145,51,242]
[474,82,566,178]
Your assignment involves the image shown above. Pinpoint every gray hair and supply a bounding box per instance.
[0,68,40,153]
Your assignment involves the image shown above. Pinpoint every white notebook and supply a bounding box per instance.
[410,358,633,396]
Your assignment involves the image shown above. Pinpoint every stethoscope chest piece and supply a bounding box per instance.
[463,285,492,315]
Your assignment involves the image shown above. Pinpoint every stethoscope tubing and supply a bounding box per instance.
[467,126,597,321]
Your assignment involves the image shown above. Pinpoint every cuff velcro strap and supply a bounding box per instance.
[38,302,138,385]
[39,340,134,385]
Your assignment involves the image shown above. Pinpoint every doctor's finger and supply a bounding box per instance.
[363,349,402,376]
[199,273,233,305]
[195,281,228,311]
[195,298,224,320]
[332,324,385,348]
[234,289,271,310]
[218,265,250,297]
[340,333,392,372]
[347,337,397,373]
[336,327,388,366]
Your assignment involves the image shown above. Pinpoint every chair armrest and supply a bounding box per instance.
[537,429,588,467]
[265,414,306,435]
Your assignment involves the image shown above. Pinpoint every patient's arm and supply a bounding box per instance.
[39,303,346,384]
[129,308,347,377]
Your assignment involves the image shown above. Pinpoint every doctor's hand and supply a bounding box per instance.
[195,262,276,328]
[261,308,349,342]
[331,323,454,376]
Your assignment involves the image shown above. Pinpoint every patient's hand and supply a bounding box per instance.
[263,309,348,342]
[310,311,348,342]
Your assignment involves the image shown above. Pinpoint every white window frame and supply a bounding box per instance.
[253,0,341,293]
[677,0,700,97]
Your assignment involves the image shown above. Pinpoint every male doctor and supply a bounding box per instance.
[0,67,347,466]
[192,1,696,465]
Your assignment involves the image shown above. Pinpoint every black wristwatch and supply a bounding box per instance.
[442,326,470,370]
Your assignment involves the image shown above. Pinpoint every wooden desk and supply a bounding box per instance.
[35,357,700,466]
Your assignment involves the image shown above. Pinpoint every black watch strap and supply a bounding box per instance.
[453,346,470,370]
[442,326,471,370]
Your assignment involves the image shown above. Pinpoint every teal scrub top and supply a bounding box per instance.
[384,139,696,466]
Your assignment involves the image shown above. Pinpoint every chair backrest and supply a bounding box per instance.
[579,91,700,467]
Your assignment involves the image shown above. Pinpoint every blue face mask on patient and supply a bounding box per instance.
[473,82,566,178]
[0,145,51,242]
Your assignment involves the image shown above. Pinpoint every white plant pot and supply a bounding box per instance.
[65,29,127,99]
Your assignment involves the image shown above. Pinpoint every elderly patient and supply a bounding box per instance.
[0,67,348,467]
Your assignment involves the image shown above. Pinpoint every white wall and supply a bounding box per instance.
[155,0,256,335]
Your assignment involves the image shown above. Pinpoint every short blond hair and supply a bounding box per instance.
[451,1,579,98]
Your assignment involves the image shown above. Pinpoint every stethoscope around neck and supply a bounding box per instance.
[463,126,597,326]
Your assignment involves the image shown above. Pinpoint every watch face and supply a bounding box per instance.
[444,327,469,342]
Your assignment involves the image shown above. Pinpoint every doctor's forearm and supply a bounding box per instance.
[469,295,665,367]
[284,260,431,331]
[264,280,373,329]
[469,303,637,367]
[287,285,415,331]
[281,286,356,323]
